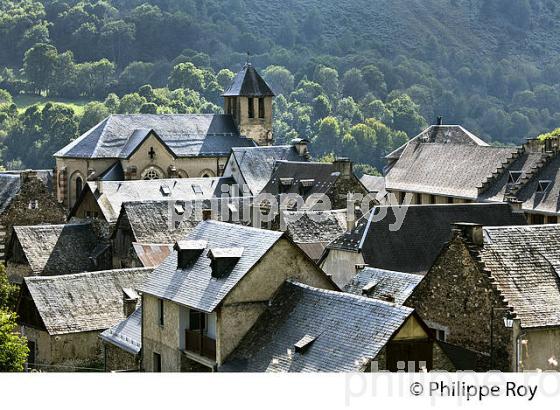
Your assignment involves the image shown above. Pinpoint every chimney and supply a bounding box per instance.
[453,222,483,246]
[19,170,37,184]
[436,116,443,126]
[291,138,310,158]
[122,288,139,318]
[506,198,524,214]
[333,157,352,179]
[208,247,244,278]
[174,240,207,269]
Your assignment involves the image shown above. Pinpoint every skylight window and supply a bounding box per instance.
[508,171,522,184]
[160,184,171,196]
[294,335,316,354]
[192,185,203,194]
[537,180,552,194]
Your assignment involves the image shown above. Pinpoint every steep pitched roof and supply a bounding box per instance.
[81,177,235,223]
[343,267,422,304]
[385,142,517,199]
[514,154,560,216]
[132,243,173,268]
[386,125,489,161]
[328,203,527,274]
[54,114,256,159]
[478,225,560,328]
[222,63,275,97]
[229,145,307,195]
[100,307,142,355]
[9,223,101,275]
[360,174,385,193]
[0,174,21,214]
[220,280,414,372]
[22,268,151,335]
[140,220,283,313]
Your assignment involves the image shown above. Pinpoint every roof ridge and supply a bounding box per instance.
[24,267,153,282]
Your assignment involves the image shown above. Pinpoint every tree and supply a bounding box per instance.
[313,66,339,98]
[361,65,387,98]
[263,65,294,96]
[118,93,146,114]
[168,62,205,92]
[386,94,427,137]
[216,69,234,91]
[342,68,366,101]
[23,43,58,94]
[118,61,155,94]
[99,19,135,65]
[0,310,28,372]
[79,102,109,134]
[313,116,341,154]
[0,264,18,311]
[139,102,158,114]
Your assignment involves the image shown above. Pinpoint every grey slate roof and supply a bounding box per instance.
[83,177,235,223]
[514,154,560,216]
[222,63,275,97]
[23,268,151,335]
[283,209,347,243]
[360,174,385,194]
[328,203,527,274]
[385,142,517,199]
[140,220,283,313]
[386,125,489,161]
[54,114,256,159]
[220,280,414,372]
[478,225,560,328]
[100,307,142,355]
[343,267,422,304]
[10,223,101,275]
[0,174,20,214]
[229,145,307,195]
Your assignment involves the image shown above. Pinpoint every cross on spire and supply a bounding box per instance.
[246,51,251,66]
[148,146,156,160]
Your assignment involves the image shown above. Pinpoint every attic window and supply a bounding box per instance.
[508,171,522,184]
[300,179,315,188]
[192,185,203,194]
[160,184,171,196]
[279,178,294,186]
[537,180,552,193]
[294,334,316,354]
[361,280,378,295]
[208,247,244,278]
[174,203,185,215]
[122,287,139,301]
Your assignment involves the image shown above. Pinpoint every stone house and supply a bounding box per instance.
[111,198,253,268]
[406,223,560,372]
[320,203,527,287]
[100,307,142,372]
[16,267,151,370]
[220,280,454,372]
[5,222,111,283]
[138,220,337,372]
[0,171,66,259]
[53,63,274,211]
[385,123,560,224]
[222,140,310,196]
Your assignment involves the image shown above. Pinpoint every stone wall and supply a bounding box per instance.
[103,342,139,372]
[405,233,514,371]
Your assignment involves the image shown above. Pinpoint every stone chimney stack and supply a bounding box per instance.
[453,222,484,246]
[291,138,310,158]
[122,288,139,318]
[333,157,352,179]
[436,116,443,126]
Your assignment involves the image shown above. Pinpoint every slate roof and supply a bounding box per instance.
[360,174,385,194]
[0,174,20,214]
[54,114,256,159]
[478,225,560,328]
[222,63,275,97]
[514,154,560,216]
[229,145,307,195]
[219,280,414,372]
[23,268,151,335]
[282,209,348,243]
[385,142,517,199]
[343,267,422,304]
[100,307,142,355]
[140,220,284,313]
[10,223,101,275]
[260,161,341,202]
[385,125,489,161]
[82,177,235,223]
[328,203,527,274]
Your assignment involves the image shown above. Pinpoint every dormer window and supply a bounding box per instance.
[537,180,552,194]
[208,247,243,277]
[508,171,522,184]
[361,280,378,296]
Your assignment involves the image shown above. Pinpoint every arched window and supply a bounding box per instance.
[142,166,163,180]
[75,176,83,200]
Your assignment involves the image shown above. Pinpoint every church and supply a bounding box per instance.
[53,63,275,210]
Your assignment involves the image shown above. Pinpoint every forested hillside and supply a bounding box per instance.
[1,0,560,173]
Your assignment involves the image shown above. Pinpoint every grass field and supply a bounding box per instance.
[13,94,94,116]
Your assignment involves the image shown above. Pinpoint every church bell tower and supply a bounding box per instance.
[223,63,275,146]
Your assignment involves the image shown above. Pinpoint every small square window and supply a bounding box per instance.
[509,171,522,184]
[537,180,552,193]
[28,200,39,210]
